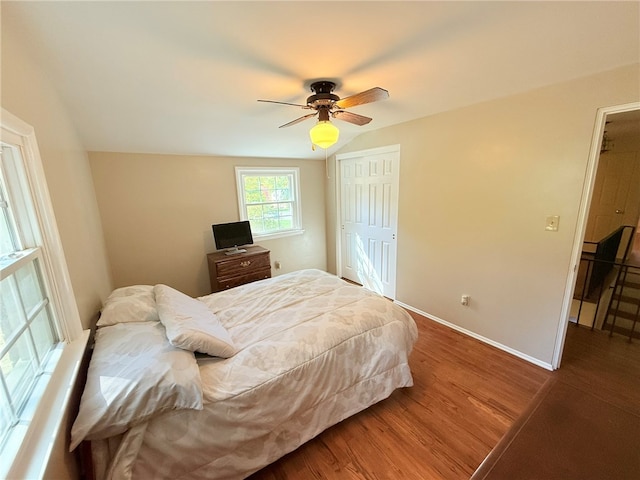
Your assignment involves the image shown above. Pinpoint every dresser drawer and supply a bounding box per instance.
[215,253,271,278]
[218,267,272,290]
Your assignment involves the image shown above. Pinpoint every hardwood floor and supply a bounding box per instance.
[559,321,640,416]
[472,323,640,479]
[249,311,552,479]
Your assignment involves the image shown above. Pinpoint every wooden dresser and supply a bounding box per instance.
[207,245,271,293]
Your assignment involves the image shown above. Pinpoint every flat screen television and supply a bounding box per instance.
[212,220,253,255]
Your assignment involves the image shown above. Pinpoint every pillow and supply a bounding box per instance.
[69,321,203,450]
[97,285,159,327]
[154,284,236,358]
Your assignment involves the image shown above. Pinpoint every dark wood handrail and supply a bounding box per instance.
[580,225,636,297]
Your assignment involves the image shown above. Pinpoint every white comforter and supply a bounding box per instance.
[80,269,418,479]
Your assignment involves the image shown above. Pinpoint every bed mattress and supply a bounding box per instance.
[82,269,418,479]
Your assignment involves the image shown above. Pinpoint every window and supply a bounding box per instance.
[0,110,85,478]
[235,167,303,238]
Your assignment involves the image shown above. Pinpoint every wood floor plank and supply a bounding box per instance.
[249,311,551,479]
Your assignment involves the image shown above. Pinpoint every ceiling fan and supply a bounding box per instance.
[258,81,389,148]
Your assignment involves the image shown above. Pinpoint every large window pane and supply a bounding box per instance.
[247,205,263,220]
[0,207,15,256]
[0,389,12,438]
[1,332,37,411]
[30,309,55,363]
[0,152,18,257]
[250,219,264,233]
[15,260,44,316]
[0,276,24,341]
[278,203,293,216]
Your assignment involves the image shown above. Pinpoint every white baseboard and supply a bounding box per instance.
[394,300,554,371]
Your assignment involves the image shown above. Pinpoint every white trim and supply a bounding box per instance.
[1,108,82,341]
[335,144,402,160]
[552,101,640,369]
[253,228,305,242]
[396,300,554,371]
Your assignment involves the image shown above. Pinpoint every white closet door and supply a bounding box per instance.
[339,146,400,298]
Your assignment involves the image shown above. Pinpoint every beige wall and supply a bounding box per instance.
[89,152,327,297]
[2,12,113,480]
[327,64,640,366]
[2,13,113,327]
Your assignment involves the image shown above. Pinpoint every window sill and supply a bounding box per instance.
[254,229,305,242]
[2,329,90,480]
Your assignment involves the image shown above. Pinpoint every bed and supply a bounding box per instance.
[70,269,418,479]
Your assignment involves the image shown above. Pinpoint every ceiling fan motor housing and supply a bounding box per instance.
[310,81,337,94]
[307,81,340,108]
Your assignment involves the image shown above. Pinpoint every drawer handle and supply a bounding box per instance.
[240,261,251,267]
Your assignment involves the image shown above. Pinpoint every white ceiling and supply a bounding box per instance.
[3,1,639,160]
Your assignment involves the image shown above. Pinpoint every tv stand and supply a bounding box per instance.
[207,245,271,292]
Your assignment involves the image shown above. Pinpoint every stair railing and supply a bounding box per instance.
[587,225,634,297]
[606,261,640,341]
[574,225,637,340]
[574,255,614,330]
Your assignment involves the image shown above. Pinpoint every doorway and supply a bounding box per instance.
[554,102,640,368]
[336,145,400,299]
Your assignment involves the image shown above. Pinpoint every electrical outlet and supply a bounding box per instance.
[461,295,470,306]
[274,260,281,270]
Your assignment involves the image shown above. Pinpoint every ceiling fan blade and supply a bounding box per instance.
[332,110,372,126]
[258,99,311,109]
[279,112,318,128]
[334,87,389,109]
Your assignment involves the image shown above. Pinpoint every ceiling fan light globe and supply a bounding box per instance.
[310,121,339,149]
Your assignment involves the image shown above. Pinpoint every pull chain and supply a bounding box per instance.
[325,148,330,179]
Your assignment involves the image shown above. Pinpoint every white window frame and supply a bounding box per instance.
[235,167,304,240]
[1,109,88,479]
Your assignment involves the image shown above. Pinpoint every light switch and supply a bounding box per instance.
[545,215,560,231]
